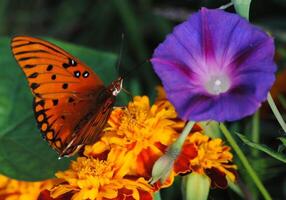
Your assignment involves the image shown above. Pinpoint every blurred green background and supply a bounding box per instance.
[0,0,286,200]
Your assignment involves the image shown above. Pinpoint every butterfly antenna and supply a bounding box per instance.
[122,59,149,78]
[122,87,133,101]
[116,33,125,74]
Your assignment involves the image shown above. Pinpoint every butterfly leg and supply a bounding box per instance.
[113,106,126,110]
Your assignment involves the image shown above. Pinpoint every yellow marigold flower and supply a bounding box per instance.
[50,149,154,200]
[85,95,184,181]
[0,174,56,200]
[174,132,237,189]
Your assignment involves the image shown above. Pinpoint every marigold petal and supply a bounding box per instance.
[101,187,118,199]
[84,140,110,157]
[135,147,164,177]
[173,131,237,188]
[38,189,54,200]
[51,185,76,199]
[206,168,228,189]
[174,143,197,174]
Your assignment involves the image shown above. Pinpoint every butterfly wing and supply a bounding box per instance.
[11,36,109,156]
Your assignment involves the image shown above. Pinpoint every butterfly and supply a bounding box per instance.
[11,36,123,158]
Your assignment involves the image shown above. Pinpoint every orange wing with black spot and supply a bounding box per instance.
[11,36,113,157]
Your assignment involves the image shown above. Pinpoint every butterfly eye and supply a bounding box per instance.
[83,71,89,78]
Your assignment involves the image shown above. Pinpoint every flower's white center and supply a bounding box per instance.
[205,75,230,95]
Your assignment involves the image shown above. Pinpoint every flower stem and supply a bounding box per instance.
[267,93,286,134]
[154,192,162,200]
[169,121,195,155]
[219,2,234,9]
[151,121,195,184]
[251,110,260,157]
[219,123,272,200]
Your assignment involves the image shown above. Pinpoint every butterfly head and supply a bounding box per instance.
[110,76,123,96]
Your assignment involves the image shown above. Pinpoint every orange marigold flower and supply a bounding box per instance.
[84,96,185,180]
[174,132,237,189]
[50,149,154,200]
[84,90,236,190]
[0,174,56,200]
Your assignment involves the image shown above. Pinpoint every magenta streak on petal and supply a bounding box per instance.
[152,57,210,95]
[182,95,214,120]
[220,19,241,70]
[171,33,203,73]
[151,58,191,79]
[227,39,266,75]
[201,8,216,64]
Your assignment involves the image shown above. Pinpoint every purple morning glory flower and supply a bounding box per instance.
[151,8,276,122]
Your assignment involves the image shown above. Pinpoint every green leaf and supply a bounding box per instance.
[0,36,118,181]
[236,133,286,163]
[232,0,252,20]
[278,137,286,146]
[182,173,210,200]
[278,137,286,152]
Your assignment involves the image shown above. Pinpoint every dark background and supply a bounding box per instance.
[2,0,286,96]
[1,0,286,199]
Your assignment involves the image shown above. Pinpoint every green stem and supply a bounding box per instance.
[219,2,234,9]
[251,110,260,142]
[154,192,162,200]
[267,93,286,134]
[150,121,195,184]
[220,123,272,200]
[251,110,260,157]
[169,121,195,155]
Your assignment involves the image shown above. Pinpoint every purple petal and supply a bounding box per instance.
[151,8,276,122]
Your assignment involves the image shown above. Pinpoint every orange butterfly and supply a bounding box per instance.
[11,36,123,158]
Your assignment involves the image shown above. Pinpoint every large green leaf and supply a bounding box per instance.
[0,36,118,181]
[236,133,286,163]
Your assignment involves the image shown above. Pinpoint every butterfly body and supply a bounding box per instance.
[11,36,123,157]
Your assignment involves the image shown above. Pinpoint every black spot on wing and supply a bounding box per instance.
[62,83,68,89]
[74,71,81,78]
[52,99,59,106]
[28,72,39,78]
[62,63,70,68]
[62,58,77,69]
[47,64,53,71]
[24,65,36,69]
[82,71,89,78]
[69,58,77,66]
[68,97,74,103]
[14,50,48,55]
[31,83,40,90]
[18,56,39,61]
